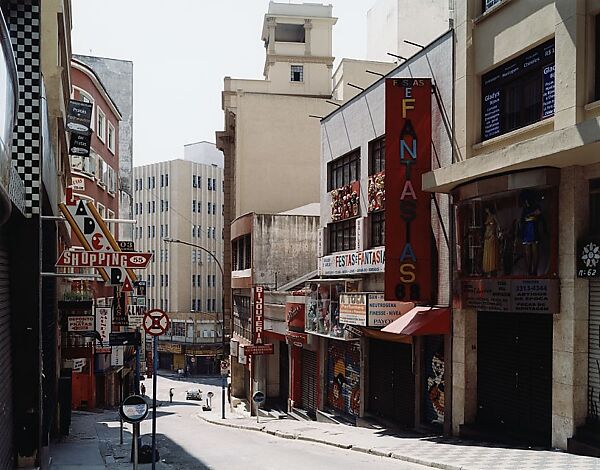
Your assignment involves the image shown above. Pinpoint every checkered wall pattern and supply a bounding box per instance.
[4,0,41,216]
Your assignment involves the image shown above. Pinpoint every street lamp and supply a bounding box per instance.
[164,237,227,419]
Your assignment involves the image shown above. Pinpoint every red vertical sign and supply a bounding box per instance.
[384,78,432,302]
[253,286,264,345]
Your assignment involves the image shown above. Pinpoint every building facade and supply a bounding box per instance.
[133,142,225,372]
[422,0,600,454]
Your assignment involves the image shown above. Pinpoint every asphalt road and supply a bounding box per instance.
[137,373,431,470]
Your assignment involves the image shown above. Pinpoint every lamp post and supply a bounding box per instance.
[164,237,227,419]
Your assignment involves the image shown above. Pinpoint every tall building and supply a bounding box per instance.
[367,0,452,62]
[422,0,600,454]
[74,54,134,242]
[133,142,225,372]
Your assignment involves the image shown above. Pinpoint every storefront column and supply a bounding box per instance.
[231,360,245,397]
[289,346,302,410]
[553,166,589,449]
[451,308,477,435]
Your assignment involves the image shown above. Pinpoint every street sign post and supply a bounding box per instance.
[142,309,169,470]
[120,394,148,470]
[252,391,265,424]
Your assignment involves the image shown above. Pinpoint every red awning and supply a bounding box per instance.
[380,306,450,336]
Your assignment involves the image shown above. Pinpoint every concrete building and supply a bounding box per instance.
[367,0,452,62]
[133,142,225,372]
[422,0,600,454]
[74,54,134,241]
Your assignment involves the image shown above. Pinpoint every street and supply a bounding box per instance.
[129,374,430,469]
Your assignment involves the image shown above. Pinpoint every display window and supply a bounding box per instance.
[305,280,360,338]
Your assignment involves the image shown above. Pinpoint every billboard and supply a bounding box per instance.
[384,78,432,302]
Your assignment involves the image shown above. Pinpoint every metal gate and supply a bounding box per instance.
[477,311,552,445]
[301,349,317,417]
[589,280,600,422]
[0,229,12,468]
[326,341,360,417]
[368,339,414,426]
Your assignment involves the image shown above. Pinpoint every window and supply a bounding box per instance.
[152,176,155,188]
[328,219,356,253]
[164,224,168,237]
[481,40,554,140]
[275,23,305,42]
[192,200,196,212]
[107,122,116,154]
[161,174,164,187]
[165,174,169,186]
[165,275,169,286]
[371,211,385,247]
[97,107,106,143]
[212,299,216,312]
[79,89,95,131]
[152,225,156,238]
[107,166,116,194]
[369,136,385,175]
[171,321,185,337]
[165,200,169,211]
[147,176,151,189]
[327,149,360,191]
[152,200,155,213]
[207,299,211,311]
[193,175,197,188]
[212,178,216,190]
[232,235,252,270]
[107,209,115,233]
[483,0,502,12]
[291,65,304,82]
[207,202,211,213]
[208,178,212,191]
[97,202,106,219]
[191,299,196,311]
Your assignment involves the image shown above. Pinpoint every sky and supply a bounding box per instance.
[71,0,377,166]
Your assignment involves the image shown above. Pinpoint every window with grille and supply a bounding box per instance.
[328,219,356,253]
[291,65,304,82]
[327,149,360,191]
[371,211,385,247]
[369,136,385,175]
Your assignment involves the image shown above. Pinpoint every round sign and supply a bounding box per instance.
[207,391,214,398]
[119,394,148,424]
[143,309,170,336]
[252,391,265,404]
[220,360,229,370]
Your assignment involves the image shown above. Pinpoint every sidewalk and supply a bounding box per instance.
[198,412,600,470]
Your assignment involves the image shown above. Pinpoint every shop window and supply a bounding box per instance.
[368,136,385,175]
[328,149,360,191]
[371,211,385,247]
[291,65,304,82]
[481,40,554,141]
[328,219,356,253]
[304,280,360,338]
[456,187,557,277]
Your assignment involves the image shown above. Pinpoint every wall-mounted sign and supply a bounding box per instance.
[385,78,432,302]
[285,297,306,333]
[95,306,111,353]
[67,99,93,134]
[367,293,414,327]
[244,344,274,355]
[71,176,85,191]
[67,315,94,332]
[286,331,308,347]
[157,342,182,354]
[118,240,135,252]
[109,331,141,347]
[339,293,367,326]
[111,345,124,367]
[320,247,385,276]
[253,285,265,345]
[72,358,87,373]
[577,238,600,278]
[460,278,559,314]
[56,250,152,269]
[230,339,239,357]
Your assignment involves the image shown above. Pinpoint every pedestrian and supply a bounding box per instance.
[140,383,146,396]
[169,388,174,403]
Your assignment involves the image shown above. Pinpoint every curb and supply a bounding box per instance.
[197,414,463,470]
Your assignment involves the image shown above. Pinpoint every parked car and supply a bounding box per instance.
[186,388,202,400]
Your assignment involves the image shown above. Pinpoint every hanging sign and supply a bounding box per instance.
[95,306,112,353]
[384,78,432,302]
[67,315,95,332]
[69,132,91,157]
[67,99,93,134]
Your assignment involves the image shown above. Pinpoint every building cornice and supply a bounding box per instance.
[71,60,122,120]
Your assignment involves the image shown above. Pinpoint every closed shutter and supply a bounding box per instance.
[301,349,317,417]
[326,341,360,417]
[477,311,552,445]
[0,230,12,468]
[589,280,600,421]
[368,339,414,426]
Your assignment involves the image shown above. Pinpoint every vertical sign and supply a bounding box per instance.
[355,217,364,252]
[385,78,432,302]
[542,64,555,118]
[95,306,112,353]
[253,286,264,345]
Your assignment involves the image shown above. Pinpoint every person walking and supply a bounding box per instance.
[169,388,174,403]
[140,383,146,396]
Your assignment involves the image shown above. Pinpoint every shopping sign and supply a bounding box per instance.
[253,285,265,345]
[58,197,136,290]
[143,309,170,336]
[56,250,152,269]
[384,78,433,302]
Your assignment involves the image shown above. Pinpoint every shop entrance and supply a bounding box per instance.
[301,349,317,418]
[368,339,414,426]
[477,311,552,446]
[279,341,289,407]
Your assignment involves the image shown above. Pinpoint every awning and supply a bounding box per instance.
[381,306,450,336]
[359,327,413,344]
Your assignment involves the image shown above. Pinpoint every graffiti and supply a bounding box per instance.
[424,337,445,425]
[327,343,361,417]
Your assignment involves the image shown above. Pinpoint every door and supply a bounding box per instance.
[368,339,414,426]
[279,341,289,407]
[301,349,317,417]
[0,230,12,468]
[477,311,552,445]
[589,280,600,424]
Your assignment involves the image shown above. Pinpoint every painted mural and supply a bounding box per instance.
[327,342,361,417]
[423,335,445,425]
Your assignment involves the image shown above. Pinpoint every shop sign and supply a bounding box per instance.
[72,358,86,373]
[577,238,600,278]
[286,331,308,347]
[67,99,93,134]
[385,78,432,302]
[355,217,364,251]
[69,133,91,157]
[367,293,412,327]
[118,240,135,252]
[285,298,305,333]
[71,176,85,191]
[230,339,239,357]
[253,285,265,345]
[111,345,124,367]
[157,342,182,354]
[238,344,247,364]
[461,278,559,314]
[67,315,94,332]
[339,293,367,326]
[95,306,112,353]
[244,344,274,355]
[320,247,385,276]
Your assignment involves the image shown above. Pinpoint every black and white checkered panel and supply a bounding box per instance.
[6,0,41,216]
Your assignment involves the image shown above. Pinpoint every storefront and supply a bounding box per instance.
[326,340,360,420]
[453,168,560,446]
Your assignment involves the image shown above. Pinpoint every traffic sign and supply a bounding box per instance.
[252,391,265,404]
[56,250,152,268]
[109,331,141,347]
[143,309,170,336]
[119,394,148,424]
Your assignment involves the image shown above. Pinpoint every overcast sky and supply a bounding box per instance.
[71,0,377,166]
